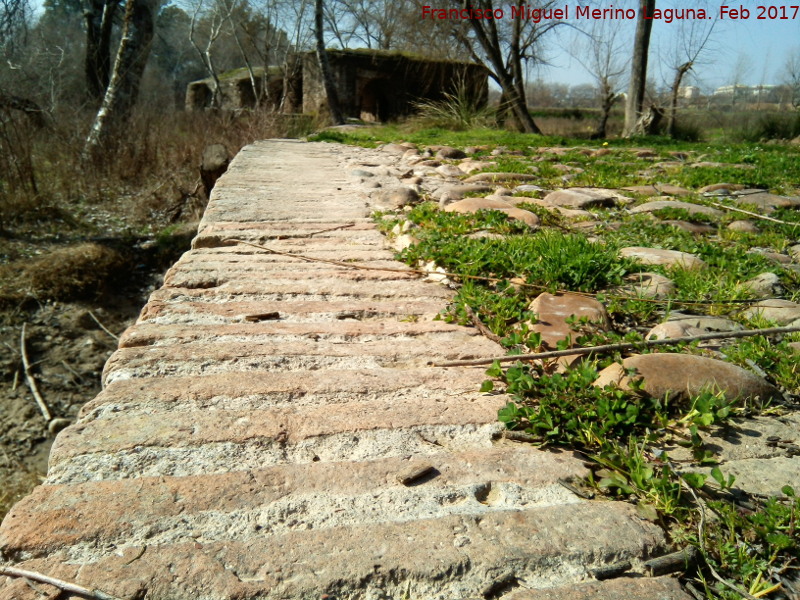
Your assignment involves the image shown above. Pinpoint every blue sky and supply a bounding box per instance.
[28,0,798,92]
[540,1,800,90]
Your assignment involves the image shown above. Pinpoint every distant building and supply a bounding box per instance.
[712,84,781,102]
[185,50,489,122]
[678,85,701,100]
[185,66,285,112]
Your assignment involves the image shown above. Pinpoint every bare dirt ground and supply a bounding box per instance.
[0,210,200,515]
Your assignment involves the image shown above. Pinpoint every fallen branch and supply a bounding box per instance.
[432,325,800,368]
[20,323,51,422]
[644,546,698,577]
[589,559,631,580]
[463,304,503,345]
[307,222,356,237]
[0,566,125,600]
[226,238,433,275]
[708,201,799,227]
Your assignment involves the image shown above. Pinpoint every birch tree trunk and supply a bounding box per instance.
[623,0,656,137]
[83,0,157,162]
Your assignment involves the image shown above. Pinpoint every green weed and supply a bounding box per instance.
[681,488,799,600]
[364,124,800,597]
[411,85,496,131]
[400,226,631,293]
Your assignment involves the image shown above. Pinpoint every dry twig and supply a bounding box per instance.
[463,304,503,345]
[708,201,799,227]
[432,325,800,368]
[88,310,119,341]
[0,566,125,600]
[225,238,782,309]
[20,323,51,422]
[307,222,356,237]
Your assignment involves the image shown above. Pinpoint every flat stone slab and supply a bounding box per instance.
[463,171,537,183]
[732,191,800,212]
[666,313,744,332]
[622,184,692,196]
[619,272,675,299]
[619,246,706,270]
[443,197,540,228]
[594,353,782,402]
[629,200,722,218]
[670,413,800,497]
[743,299,800,324]
[542,187,629,209]
[528,292,610,350]
[507,576,692,599]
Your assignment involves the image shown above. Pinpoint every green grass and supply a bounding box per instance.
[368,121,800,598]
[311,126,800,193]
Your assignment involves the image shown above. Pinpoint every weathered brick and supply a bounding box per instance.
[103,333,499,383]
[118,319,473,348]
[78,368,491,416]
[51,392,507,460]
[506,576,692,600]
[2,504,666,600]
[2,447,587,555]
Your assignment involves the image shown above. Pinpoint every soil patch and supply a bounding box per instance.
[0,223,198,519]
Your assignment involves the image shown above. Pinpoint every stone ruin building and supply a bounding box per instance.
[185,49,488,122]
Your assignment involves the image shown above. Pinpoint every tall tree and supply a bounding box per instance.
[661,8,716,136]
[728,52,752,107]
[83,0,158,162]
[189,0,225,107]
[569,19,626,138]
[451,0,562,133]
[782,47,800,109]
[623,0,656,137]
[314,0,343,123]
[149,5,206,106]
[0,0,29,53]
[84,0,121,101]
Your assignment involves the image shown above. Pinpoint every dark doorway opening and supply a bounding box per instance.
[360,78,392,122]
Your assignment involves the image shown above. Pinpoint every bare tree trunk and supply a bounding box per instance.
[83,0,157,163]
[667,61,692,137]
[315,0,344,124]
[84,0,120,102]
[461,0,540,134]
[279,53,301,112]
[623,0,655,137]
[189,2,223,108]
[509,15,534,132]
[221,0,260,108]
[596,80,616,139]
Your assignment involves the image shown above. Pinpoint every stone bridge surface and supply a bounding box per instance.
[1,140,690,600]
